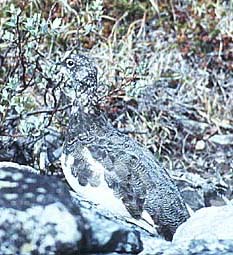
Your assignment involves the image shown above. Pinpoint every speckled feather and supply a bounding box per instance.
[60,53,190,240]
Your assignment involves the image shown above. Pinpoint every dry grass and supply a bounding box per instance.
[0,0,232,197]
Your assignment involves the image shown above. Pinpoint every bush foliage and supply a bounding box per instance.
[0,0,232,193]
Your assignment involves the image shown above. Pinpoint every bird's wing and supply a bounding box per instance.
[68,127,147,219]
[84,129,189,238]
[64,125,189,240]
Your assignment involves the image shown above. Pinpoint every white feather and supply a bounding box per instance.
[61,148,131,217]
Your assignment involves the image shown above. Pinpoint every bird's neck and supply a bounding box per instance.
[68,97,106,142]
[72,91,99,115]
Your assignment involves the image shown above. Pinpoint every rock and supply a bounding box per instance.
[0,127,63,174]
[177,118,209,135]
[1,161,233,255]
[141,205,233,254]
[0,137,34,165]
[0,162,144,254]
[209,134,233,145]
[174,172,228,210]
[141,239,233,255]
[0,161,88,254]
[195,140,205,151]
[168,205,233,254]
[173,204,233,243]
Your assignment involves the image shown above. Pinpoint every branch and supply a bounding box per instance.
[5,104,72,121]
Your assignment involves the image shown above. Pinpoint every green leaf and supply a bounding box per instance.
[2,89,8,100]
[0,105,5,114]
[51,18,62,30]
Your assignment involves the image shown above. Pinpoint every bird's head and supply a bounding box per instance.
[59,52,98,107]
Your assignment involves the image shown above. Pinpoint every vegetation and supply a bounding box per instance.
[0,1,232,196]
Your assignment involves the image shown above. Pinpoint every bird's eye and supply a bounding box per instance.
[66,59,75,68]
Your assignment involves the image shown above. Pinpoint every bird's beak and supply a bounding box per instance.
[59,65,68,77]
[56,61,67,68]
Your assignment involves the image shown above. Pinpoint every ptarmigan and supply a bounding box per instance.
[59,52,190,241]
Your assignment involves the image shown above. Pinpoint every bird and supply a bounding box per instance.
[59,52,190,241]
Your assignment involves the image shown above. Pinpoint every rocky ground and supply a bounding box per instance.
[1,162,233,255]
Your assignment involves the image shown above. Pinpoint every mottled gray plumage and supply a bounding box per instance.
[60,53,190,241]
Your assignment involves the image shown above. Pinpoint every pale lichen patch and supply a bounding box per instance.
[24,178,37,184]
[12,172,23,181]
[36,187,47,194]
[3,193,18,200]
[24,193,35,199]
[0,180,18,189]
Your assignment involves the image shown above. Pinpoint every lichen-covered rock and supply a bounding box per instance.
[0,162,143,254]
[2,162,232,255]
[0,162,88,254]
[140,239,233,255]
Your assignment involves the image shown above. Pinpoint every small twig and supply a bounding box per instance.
[0,132,25,138]
[44,75,66,128]
[112,112,126,126]
[137,11,147,38]
[16,10,28,92]
[118,128,147,135]
[109,11,129,43]
[99,74,139,103]
[5,104,72,121]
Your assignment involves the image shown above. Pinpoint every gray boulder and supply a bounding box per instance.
[1,162,233,255]
[0,162,143,254]
[141,204,233,254]
[173,204,233,243]
[0,162,87,254]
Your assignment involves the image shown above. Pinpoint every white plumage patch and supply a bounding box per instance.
[61,147,157,235]
[81,147,104,184]
[61,148,131,218]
